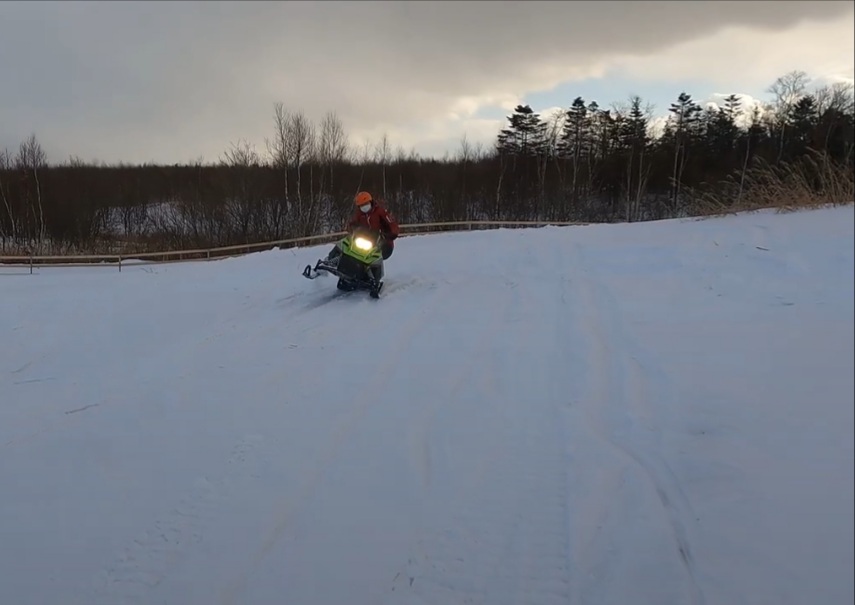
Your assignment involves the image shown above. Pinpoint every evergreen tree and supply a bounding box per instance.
[788,94,818,154]
[497,105,548,157]
[559,97,589,159]
[665,92,702,213]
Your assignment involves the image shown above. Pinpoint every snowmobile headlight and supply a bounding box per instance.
[354,236,374,251]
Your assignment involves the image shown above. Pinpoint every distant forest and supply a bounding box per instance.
[1,70,852,254]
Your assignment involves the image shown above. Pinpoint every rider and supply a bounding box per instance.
[349,191,399,258]
[327,191,399,263]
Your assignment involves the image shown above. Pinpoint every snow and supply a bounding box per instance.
[1,205,853,605]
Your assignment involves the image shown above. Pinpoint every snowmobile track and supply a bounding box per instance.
[84,435,266,605]
[564,241,706,605]
[218,280,449,605]
[383,269,573,605]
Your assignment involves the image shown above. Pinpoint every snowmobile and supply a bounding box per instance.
[302,227,386,298]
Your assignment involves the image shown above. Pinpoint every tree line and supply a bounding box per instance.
[1,70,852,255]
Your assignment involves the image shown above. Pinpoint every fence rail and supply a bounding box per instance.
[0,220,585,273]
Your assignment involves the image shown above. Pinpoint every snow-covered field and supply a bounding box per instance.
[2,205,853,605]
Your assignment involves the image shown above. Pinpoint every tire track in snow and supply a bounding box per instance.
[276,272,439,316]
[218,280,449,605]
[83,434,265,605]
[385,246,572,605]
[406,275,518,493]
[283,278,444,349]
[565,241,706,605]
[80,273,439,605]
[551,241,593,605]
[5,271,275,450]
[473,240,572,605]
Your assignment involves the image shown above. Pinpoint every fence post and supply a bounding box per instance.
[118,255,122,272]
[29,252,33,275]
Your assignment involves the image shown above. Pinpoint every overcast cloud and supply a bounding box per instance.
[0,1,852,164]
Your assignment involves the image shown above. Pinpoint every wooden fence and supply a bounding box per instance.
[0,220,585,273]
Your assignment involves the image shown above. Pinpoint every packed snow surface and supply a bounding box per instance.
[2,206,853,605]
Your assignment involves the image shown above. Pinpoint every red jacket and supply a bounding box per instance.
[347,202,400,244]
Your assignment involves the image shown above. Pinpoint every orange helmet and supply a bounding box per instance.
[354,191,373,206]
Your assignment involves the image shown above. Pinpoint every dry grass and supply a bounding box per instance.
[688,149,854,218]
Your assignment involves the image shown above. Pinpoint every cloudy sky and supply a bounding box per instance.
[1,1,852,165]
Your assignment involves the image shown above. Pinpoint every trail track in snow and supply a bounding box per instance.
[560,241,706,605]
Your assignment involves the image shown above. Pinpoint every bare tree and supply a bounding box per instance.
[767,70,810,160]
[458,134,473,219]
[814,81,855,152]
[220,139,264,241]
[0,148,15,249]
[16,134,47,249]
[266,102,290,169]
[313,111,350,231]
[265,102,292,234]
[359,139,373,164]
[222,138,260,167]
[353,138,373,191]
[317,111,349,186]
[458,133,473,163]
[814,81,854,115]
[374,133,392,199]
[263,104,320,234]
[287,112,315,200]
[284,111,316,233]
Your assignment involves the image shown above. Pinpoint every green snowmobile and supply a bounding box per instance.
[302,227,386,298]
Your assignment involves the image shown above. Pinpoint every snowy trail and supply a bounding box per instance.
[1,206,852,605]
[219,241,579,605]
[376,243,575,605]
[560,242,705,605]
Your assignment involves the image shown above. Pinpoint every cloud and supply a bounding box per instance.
[0,1,851,164]
[648,116,670,139]
[606,11,854,93]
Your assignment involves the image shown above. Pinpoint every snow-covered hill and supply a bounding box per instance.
[2,205,853,605]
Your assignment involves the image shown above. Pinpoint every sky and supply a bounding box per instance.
[0,0,852,166]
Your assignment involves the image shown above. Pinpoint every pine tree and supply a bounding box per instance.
[723,94,742,125]
[666,92,702,214]
[619,96,651,220]
[788,94,818,154]
[559,97,588,159]
[496,105,548,157]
